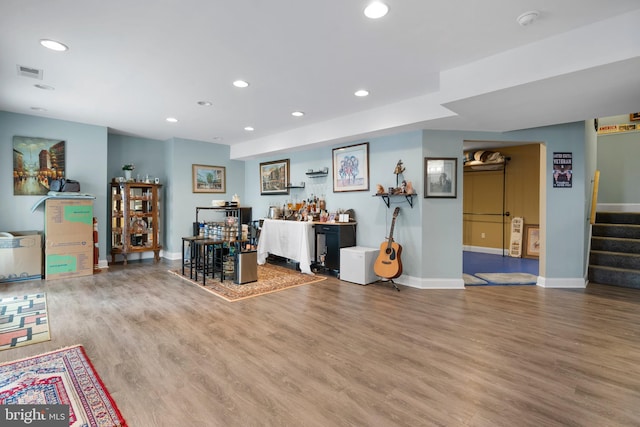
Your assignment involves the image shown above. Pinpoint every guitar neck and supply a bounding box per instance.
[387,208,400,249]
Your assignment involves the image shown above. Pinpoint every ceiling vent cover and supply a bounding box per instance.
[17,65,43,80]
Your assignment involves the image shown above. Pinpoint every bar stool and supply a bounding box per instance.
[193,238,225,285]
[181,236,203,279]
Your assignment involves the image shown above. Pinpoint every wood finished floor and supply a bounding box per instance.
[1,260,640,426]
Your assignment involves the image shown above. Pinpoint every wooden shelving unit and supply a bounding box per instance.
[110,182,162,264]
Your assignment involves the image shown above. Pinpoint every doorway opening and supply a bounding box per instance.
[462,141,542,285]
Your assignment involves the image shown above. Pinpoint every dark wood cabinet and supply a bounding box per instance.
[314,223,356,272]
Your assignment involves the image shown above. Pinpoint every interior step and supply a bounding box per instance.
[592,223,640,239]
[590,236,640,253]
[589,250,640,270]
[588,265,640,289]
[595,211,640,225]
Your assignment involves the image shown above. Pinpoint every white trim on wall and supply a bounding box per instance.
[597,203,640,212]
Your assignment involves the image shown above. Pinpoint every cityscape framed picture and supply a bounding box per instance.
[192,164,226,193]
[424,157,457,198]
[260,159,290,195]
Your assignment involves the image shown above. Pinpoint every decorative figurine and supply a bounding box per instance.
[394,160,405,175]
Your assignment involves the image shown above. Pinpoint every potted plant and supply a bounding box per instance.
[122,164,135,181]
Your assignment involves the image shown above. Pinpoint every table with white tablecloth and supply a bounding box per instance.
[257,219,315,274]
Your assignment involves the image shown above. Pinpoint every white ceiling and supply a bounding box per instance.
[1,1,639,159]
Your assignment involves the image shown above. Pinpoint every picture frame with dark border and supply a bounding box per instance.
[630,113,640,121]
[424,157,457,198]
[192,164,226,193]
[523,224,540,259]
[260,159,290,195]
[332,142,369,192]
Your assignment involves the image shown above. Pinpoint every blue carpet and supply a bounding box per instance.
[463,251,539,286]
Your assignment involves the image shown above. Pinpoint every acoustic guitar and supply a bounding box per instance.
[374,207,402,279]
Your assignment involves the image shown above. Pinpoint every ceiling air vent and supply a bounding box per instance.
[17,65,43,80]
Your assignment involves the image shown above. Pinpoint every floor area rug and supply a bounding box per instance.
[472,272,538,285]
[0,293,50,351]
[0,345,127,426]
[169,263,327,302]
[463,273,488,286]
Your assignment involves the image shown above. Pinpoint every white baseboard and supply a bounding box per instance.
[597,203,640,212]
[395,274,465,289]
[536,276,586,288]
[163,251,182,261]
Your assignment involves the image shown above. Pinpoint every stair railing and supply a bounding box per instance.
[590,170,600,225]
[585,170,600,279]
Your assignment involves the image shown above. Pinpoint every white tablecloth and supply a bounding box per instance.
[257,219,315,274]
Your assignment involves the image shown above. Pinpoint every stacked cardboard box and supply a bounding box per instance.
[0,231,43,283]
[45,199,94,280]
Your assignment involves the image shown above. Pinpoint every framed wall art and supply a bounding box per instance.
[630,113,640,121]
[13,136,66,196]
[424,157,457,198]
[192,164,226,193]
[260,159,290,195]
[332,142,369,192]
[523,224,540,259]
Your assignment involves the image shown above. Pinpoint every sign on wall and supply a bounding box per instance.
[553,152,572,188]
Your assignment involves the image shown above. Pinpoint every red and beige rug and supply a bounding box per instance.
[169,263,327,302]
[0,293,50,351]
[0,345,127,426]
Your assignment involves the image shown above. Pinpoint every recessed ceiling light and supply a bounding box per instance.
[166,117,178,123]
[244,126,254,131]
[517,10,540,27]
[30,107,47,112]
[364,2,389,19]
[197,101,213,106]
[34,84,54,90]
[354,89,369,97]
[40,39,69,51]
[291,111,305,117]
[233,80,250,88]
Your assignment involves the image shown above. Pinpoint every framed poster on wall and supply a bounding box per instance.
[332,142,369,192]
[424,157,457,198]
[553,152,572,188]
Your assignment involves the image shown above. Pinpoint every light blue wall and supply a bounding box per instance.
[1,110,595,285]
[163,138,245,256]
[0,111,109,261]
[420,122,591,283]
[421,130,466,281]
[507,122,588,280]
[597,131,640,203]
[243,132,424,276]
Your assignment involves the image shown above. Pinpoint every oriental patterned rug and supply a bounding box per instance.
[0,345,127,426]
[169,263,327,302]
[0,293,50,351]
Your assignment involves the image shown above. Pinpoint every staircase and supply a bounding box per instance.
[588,212,640,289]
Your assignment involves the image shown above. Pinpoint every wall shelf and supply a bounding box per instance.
[286,182,305,189]
[305,169,328,178]
[373,193,416,208]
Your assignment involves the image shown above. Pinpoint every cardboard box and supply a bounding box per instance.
[44,199,94,280]
[0,231,43,283]
[45,199,93,238]
[45,245,93,280]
